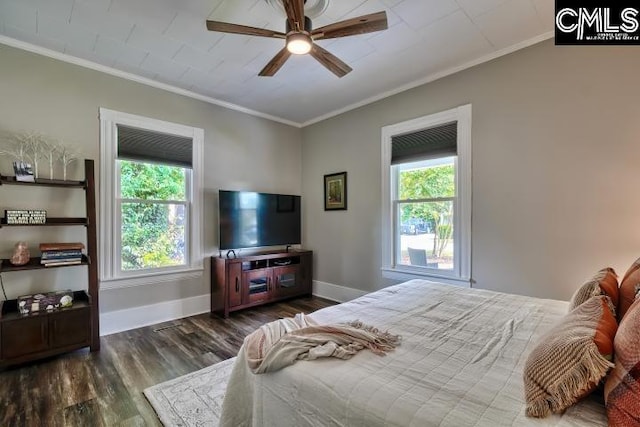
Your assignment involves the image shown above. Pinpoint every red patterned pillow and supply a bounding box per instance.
[619,257,640,321]
[605,298,640,425]
[568,268,619,312]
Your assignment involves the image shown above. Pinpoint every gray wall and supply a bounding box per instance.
[301,39,640,301]
[3,38,639,311]
[0,44,302,313]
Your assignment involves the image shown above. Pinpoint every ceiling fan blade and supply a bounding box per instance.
[259,47,293,76]
[311,11,388,40]
[206,20,286,39]
[309,44,352,78]
[282,0,306,32]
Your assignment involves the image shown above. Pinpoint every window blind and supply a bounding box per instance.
[117,125,193,168]
[391,122,457,164]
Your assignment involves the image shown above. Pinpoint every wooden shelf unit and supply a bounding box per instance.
[0,175,85,188]
[0,159,100,367]
[0,291,91,365]
[211,250,312,318]
[0,255,90,272]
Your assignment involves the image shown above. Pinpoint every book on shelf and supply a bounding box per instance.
[41,250,83,259]
[42,260,83,267]
[39,242,85,251]
[41,257,82,264]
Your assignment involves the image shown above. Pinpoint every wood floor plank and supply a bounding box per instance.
[63,398,104,427]
[0,296,335,425]
[59,354,97,408]
[92,350,141,424]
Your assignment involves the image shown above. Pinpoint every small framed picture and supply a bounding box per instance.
[13,161,35,182]
[324,171,347,211]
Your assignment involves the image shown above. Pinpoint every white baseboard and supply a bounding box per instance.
[100,282,368,336]
[312,280,369,303]
[100,294,210,336]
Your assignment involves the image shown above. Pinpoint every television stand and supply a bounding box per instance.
[210,250,312,318]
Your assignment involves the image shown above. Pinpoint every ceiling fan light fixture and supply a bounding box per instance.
[287,33,312,54]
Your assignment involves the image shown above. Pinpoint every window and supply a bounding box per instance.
[381,105,471,286]
[99,109,204,289]
[119,160,188,271]
[395,156,456,270]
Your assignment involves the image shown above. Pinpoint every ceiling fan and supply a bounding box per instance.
[205,0,388,78]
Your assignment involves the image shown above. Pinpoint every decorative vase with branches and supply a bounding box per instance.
[41,140,61,180]
[0,135,30,164]
[20,133,46,179]
[0,132,48,178]
[1,131,81,180]
[58,145,78,181]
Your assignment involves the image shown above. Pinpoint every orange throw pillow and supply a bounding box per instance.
[568,268,619,313]
[605,298,640,425]
[524,296,617,418]
[619,257,640,321]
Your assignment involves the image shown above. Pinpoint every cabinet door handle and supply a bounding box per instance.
[235,277,239,293]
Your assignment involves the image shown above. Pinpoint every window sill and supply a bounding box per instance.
[100,267,204,290]
[381,267,471,288]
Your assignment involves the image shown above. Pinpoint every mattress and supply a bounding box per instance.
[220,280,607,426]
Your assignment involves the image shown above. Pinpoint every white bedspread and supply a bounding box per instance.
[220,280,607,426]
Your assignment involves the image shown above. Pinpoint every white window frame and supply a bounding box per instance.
[99,108,204,290]
[381,104,472,287]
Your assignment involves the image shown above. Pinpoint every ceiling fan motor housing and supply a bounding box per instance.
[264,0,329,20]
[286,16,312,34]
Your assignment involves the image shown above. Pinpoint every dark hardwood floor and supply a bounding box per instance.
[0,296,336,426]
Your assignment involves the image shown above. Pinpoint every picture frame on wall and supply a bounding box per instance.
[13,161,35,182]
[324,171,347,211]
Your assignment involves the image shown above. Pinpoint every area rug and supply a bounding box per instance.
[144,357,236,426]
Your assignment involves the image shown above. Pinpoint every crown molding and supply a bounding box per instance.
[300,31,555,127]
[0,35,302,128]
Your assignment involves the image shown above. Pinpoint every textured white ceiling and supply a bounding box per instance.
[0,0,554,125]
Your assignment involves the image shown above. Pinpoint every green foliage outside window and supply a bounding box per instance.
[399,164,454,200]
[399,163,455,258]
[120,160,187,270]
[120,161,185,200]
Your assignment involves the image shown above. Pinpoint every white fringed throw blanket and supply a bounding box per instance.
[244,313,401,374]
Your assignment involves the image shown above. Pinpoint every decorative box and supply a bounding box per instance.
[17,290,74,314]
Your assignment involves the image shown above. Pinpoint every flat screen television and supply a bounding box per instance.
[219,190,301,250]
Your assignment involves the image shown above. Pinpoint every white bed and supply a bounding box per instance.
[220,280,607,426]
